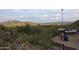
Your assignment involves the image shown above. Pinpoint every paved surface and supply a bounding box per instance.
[52,34,79,50]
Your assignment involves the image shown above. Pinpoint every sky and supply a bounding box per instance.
[0,9,79,23]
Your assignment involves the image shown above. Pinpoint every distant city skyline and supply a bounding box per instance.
[0,9,79,23]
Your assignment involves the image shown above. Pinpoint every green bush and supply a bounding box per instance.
[0,24,59,49]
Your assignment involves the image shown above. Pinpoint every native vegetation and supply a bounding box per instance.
[0,21,59,49]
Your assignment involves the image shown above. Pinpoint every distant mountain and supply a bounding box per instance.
[0,20,37,27]
[0,19,73,27]
[38,21,73,25]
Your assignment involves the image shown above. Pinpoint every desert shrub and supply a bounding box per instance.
[16,26,33,34]
[24,30,54,49]
[0,24,59,49]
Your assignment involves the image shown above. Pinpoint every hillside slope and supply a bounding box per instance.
[0,20,37,27]
[65,20,79,29]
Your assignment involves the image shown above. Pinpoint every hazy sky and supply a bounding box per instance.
[0,9,79,23]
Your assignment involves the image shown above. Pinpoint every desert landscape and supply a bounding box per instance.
[0,9,79,50]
